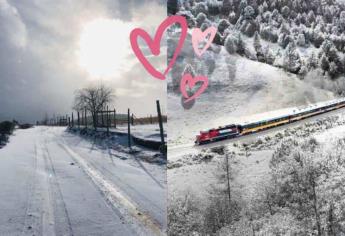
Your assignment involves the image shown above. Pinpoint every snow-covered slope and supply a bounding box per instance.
[168,47,335,146]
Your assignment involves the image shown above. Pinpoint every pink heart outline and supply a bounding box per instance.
[180,73,209,103]
[130,15,188,80]
[192,26,217,57]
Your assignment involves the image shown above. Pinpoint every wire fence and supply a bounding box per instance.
[39,100,166,152]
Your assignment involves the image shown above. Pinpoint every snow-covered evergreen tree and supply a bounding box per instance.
[297,33,306,47]
[320,53,330,73]
[283,41,301,73]
[224,35,237,54]
[236,34,246,55]
[196,12,207,28]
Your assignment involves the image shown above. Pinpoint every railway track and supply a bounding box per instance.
[169,104,345,159]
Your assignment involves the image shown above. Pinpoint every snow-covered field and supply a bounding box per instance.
[0,126,166,235]
[114,124,167,142]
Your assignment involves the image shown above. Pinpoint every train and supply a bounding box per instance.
[195,98,345,145]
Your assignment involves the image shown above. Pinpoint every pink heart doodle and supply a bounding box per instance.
[180,73,209,103]
[192,26,217,57]
[130,16,188,80]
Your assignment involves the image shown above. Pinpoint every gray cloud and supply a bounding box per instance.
[0,0,27,48]
[0,0,166,123]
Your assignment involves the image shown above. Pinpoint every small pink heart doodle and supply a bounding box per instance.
[130,15,188,80]
[180,73,209,103]
[192,26,217,57]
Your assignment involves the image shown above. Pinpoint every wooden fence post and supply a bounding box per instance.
[68,117,71,127]
[131,114,134,126]
[101,110,104,127]
[114,109,116,128]
[156,100,165,145]
[85,108,87,129]
[72,112,74,127]
[128,108,131,148]
[77,111,80,129]
[106,106,109,136]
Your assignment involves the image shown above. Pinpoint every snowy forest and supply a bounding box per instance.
[168,0,345,90]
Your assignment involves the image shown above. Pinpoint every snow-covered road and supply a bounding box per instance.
[0,126,166,235]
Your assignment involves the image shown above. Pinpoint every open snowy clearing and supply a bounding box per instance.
[0,126,166,235]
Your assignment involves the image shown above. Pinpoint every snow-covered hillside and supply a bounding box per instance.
[168,109,345,235]
[168,0,345,146]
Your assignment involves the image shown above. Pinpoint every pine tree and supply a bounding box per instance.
[254,31,265,62]
[218,19,231,35]
[196,12,207,28]
[236,34,246,55]
[320,53,330,73]
[224,35,237,54]
[308,52,319,70]
[283,41,301,73]
[221,0,232,16]
[297,33,306,47]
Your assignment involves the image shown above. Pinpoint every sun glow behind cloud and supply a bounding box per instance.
[77,18,133,79]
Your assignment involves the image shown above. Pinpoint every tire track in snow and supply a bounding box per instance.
[58,142,164,236]
[22,142,38,235]
[22,141,55,236]
[43,140,74,236]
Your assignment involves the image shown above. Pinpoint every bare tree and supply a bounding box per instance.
[73,84,114,130]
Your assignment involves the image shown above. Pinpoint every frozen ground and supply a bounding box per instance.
[0,126,166,235]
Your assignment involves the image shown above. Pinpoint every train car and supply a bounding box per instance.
[195,125,241,145]
[195,98,345,145]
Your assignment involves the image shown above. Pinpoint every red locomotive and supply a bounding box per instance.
[195,125,241,145]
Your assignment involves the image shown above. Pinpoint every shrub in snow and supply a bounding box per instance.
[224,35,237,54]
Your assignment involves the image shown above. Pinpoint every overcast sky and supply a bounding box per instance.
[0,0,166,123]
